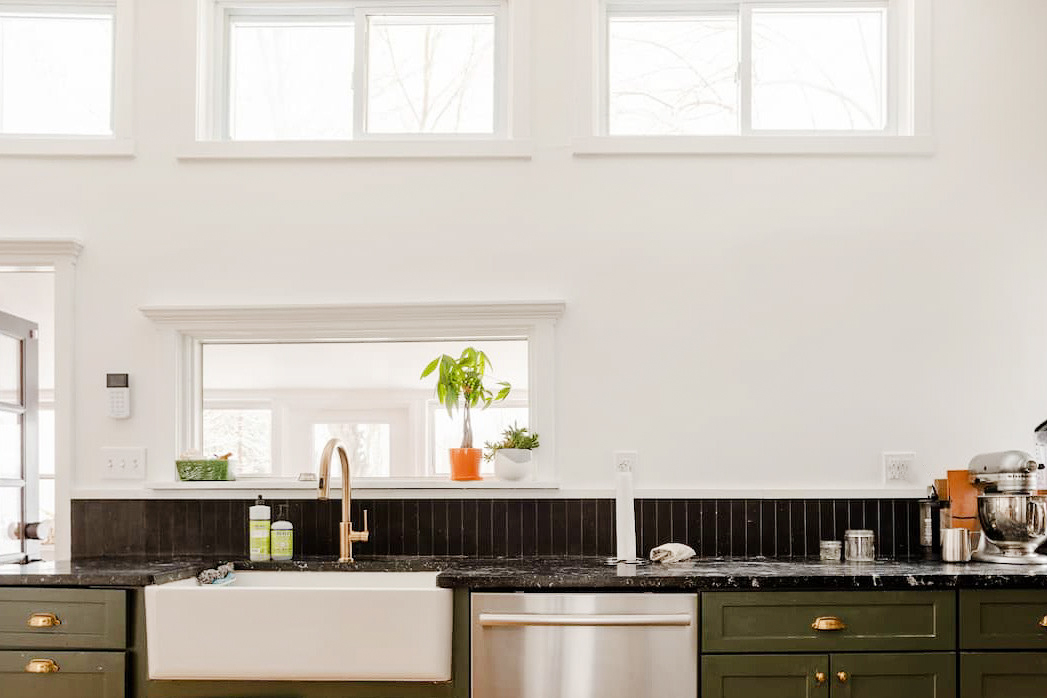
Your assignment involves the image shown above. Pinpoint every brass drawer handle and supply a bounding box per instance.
[1040,615,1047,629]
[27,612,61,628]
[25,659,60,674]
[811,616,846,631]
[837,671,849,683]
[814,671,827,686]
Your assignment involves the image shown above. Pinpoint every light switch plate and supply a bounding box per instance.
[101,447,146,480]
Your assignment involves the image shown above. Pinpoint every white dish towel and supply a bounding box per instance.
[649,543,696,563]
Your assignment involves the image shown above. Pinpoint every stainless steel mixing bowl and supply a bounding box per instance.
[976,493,1047,557]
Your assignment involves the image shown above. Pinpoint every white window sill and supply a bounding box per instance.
[573,135,936,156]
[179,139,533,161]
[146,478,560,491]
[0,137,135,158]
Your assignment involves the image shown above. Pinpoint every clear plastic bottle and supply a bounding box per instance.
[271,504,293,561]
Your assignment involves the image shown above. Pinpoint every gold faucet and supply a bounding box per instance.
[317,438,369,562]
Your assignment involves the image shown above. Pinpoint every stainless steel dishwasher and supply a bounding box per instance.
[471,592,698,698]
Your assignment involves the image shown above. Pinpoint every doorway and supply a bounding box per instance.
[0,270,55,561]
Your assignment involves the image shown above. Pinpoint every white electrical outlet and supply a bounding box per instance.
[614,450,638,473]
[101,447,147,480]
[883,452,915,484]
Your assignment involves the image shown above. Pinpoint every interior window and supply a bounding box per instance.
[0,7,115,135]
[200,339,529,479]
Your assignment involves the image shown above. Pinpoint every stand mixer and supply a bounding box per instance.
[968,451,1047,564]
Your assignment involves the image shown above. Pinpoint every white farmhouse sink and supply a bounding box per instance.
[145,571,452,681]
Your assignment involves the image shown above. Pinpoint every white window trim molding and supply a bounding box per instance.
[177,138,533,160]
[0,238,83,560]
[0,0,136,158]
[188,0,532,159]
[576,0,933,156]
[140,301,565,490]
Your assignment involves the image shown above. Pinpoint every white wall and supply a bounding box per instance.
[0,272,55,392]
[1,0,1045,496]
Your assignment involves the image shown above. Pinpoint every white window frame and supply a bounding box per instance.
[576,0,933,155]
[140,301,564,491]
[0,0,134,157]
[188,0,532,159]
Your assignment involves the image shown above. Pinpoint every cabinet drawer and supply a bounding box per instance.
[960,590,1047,650]
[0,588,126,649]
[702,591,955,653]
[0,650,125,698]
[960,652,1047,698]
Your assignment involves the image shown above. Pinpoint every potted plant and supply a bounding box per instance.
[484,423,539,481]
[421,347,511,481]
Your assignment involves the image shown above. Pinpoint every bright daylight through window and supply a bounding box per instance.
[605,0,899,136]
[200,340,528,479]
[207,1,503,140]
[0,4,115,135]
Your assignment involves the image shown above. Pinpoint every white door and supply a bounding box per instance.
[0,309,39,563]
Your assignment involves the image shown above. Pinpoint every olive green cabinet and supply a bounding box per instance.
[960,652,1047,698]
[0,588,128,697]
[703,591,956,653]
[703,654,829,698]
[959,590,1047,650]
[703,653,954,698]
[0,649,125,698]
[0,587,126,650]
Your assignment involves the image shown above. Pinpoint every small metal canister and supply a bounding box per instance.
[819,540,842,562]
[844,529,875,562]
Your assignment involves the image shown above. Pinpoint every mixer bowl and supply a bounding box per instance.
[977,494,1047,556]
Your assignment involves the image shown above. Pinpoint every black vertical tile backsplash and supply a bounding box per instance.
[71,496,928,561]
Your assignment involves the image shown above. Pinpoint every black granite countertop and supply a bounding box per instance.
[2,556,1046,590]
[433,557,1047,591]
[0,558,209,587]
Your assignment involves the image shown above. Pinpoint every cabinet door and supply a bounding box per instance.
[830,653,955,698]
[702,654,829,698]
[960,652,1047,698]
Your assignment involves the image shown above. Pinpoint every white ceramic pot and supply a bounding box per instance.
[493,449,533,481]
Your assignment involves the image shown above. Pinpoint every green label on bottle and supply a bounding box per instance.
[272,529,293,558]
[249,520,270,555]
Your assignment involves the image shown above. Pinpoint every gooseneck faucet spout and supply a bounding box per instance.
[317,438,369,562]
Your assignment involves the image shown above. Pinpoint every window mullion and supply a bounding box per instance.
[739,3,752,135]
[353,7,366,139]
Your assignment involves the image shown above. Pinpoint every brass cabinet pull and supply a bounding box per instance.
[837,671,849,683]
[25,659,60,674]
[26,612,61,628]
[1039,615,1047,629]
[811,616,846,631]
[814,671,827,686]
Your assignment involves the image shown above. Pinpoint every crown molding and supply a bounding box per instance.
[139,301,566,338]
[0,238,84,266]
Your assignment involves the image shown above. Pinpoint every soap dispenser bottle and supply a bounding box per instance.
[271,504,293,561]
[249,495,271,561]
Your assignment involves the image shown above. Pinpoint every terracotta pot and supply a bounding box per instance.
[449,448,483,481]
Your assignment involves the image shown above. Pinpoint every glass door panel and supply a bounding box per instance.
[0,309,38,563]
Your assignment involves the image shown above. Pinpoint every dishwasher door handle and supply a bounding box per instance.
[478,613,693,627]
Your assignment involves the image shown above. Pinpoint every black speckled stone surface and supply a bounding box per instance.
[433,557,1047,591]
[4,555,1047,590]
[0,558,208,587]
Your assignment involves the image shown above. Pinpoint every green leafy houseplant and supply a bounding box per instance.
[420,347,511,449]
[484,423,540,462]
